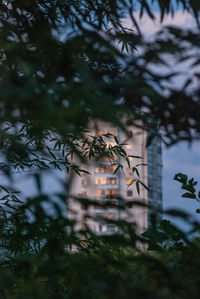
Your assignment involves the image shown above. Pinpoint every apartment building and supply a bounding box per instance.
[68,120,162,235]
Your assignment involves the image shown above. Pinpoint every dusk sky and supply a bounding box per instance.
[1,7,199,230]
[132,8,200,228]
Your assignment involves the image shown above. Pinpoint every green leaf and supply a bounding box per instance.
[127,178,135,186]
[132,167,140,177]
[181,192,196,199]
[0,185,9,193]
[174,173,188,184]
[47,147,56,160]
[139,180,149,190]
[135,163,148,167]
[136,180,140,195]
[182,184,195,193]
[146,134,154,148]
[126,157,130,168]
[113,164,121,174]
[114,136,119,144]
[34,173,42,192]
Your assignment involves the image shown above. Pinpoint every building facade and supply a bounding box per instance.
[68,120,162,235]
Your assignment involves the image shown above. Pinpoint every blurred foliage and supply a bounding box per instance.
[174,173,200,213]
[0,0,200,298]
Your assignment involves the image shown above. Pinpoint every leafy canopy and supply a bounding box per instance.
[0,0,200,298]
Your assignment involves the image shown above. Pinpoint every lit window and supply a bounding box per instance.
[107,177,116,185]
[106,165,112,173]
[98,153,117,162]
[127,178,134,186]
[95,177,106,185]
[97,130,104,136]
[127,167,132,173]
[95,166,105,173]
[82,144,88,150]
[127,190,133,197]
[107,189,117,196]
[108,130,116,136]
[96,189,101,196]
[125,144,132,149]
[97,155,109,162]
[96,189,105,196]
[110,153,117,161]
[106,142,116,148]
[112,165,117,173]
[83,132,88,138]
[82,178,87,186]
[107,213,117,219]
[98,165,117,173]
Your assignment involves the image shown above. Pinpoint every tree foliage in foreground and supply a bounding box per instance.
[0,0,200,298]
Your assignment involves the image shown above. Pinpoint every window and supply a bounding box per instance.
[107,213,117,219]
[96,189,101,196]
[157,144,162,154]
[107,189,117,196]
[127,190,133,197]
[97,155,109,162]
[81,204,87,210]
[97,130,104,136]
[83,132,88,138]
[82,178,87,186]
[95,213,105,218]
[80,191,87,197]
[125,144,132,149]
[148,188,153,198]
[106,142,116,148]
[96,189,105,196]
[127,178,134,186]
[158,192,162,201]
[95,177,106,185]
[127,167,132,173]
[107,177,117,185]
[96,165,117,173]
[111,165,117,173]
[110,153,118,161]
[101,189,105,196]
[99,224,102,232]
[106,165,113,173]
[108,200,117,206]
[97,153,118,162]
[107,225,115,233]
[95,166,105,173]
[108,130,116,136]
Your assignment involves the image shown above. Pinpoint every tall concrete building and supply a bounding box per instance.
[68,120,162,235]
